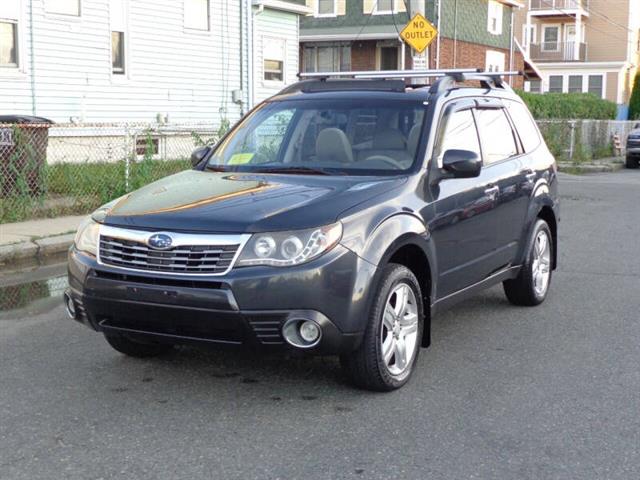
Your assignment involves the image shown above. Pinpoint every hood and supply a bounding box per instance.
[103,170,406,233]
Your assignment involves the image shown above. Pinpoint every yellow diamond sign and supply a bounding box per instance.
[400,13,438,54]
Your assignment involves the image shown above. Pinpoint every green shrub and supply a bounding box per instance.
[629,73,640,120]
[516,90,617,120]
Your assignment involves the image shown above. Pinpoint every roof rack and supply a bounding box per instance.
[298,68,481,81]
[429,71,522,93]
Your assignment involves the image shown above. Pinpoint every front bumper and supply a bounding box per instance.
[66,244,377,354]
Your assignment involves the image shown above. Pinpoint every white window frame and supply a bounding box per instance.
[487,0,503,36]
[0,0,23,73]
[373,0,401,15]
[0,20,19,69]
[44,0,81,17]
[485,50,505,73]
[110,0,129,81]
[315,0,337,17]
[376,42,401,70]
[541,73,607,99]
[263,36,286,85]
[587,74,604,98]
[522,24,537,46]
[184,0,210,32]
[542,25,560,52]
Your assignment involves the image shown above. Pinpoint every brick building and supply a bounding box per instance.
[295,0,527,87]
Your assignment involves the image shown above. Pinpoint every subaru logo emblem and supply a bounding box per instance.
[147,233,173,250]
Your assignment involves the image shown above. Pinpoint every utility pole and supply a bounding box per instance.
[409,0,428,70]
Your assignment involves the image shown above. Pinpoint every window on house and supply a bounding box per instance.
[523,24,536,45]
[542,26,559,51]
[184,0,210,31]
[303,44,350,72]
[487,1,503,35]
[548,75,563,93]
[136,137,160,158]
[527,80,542,93]
[264,39,285,82]
[111,31,125,74]
[475,108,518,165]
[0,22,18,67]
[374,0,395,13]
[568,75,583,93]
[485,50,505,73]
[45,0,80,16]
[316,0,336,16]
[588,75,603,98]
[379,46,398,70]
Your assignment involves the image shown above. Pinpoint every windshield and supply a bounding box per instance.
[207,99,426,175]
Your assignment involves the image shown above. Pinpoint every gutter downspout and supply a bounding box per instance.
[29,0,37,115]
[509,9,514,85]
[436,0,441,69]
[453,0,458,68]
[249,3,265,109]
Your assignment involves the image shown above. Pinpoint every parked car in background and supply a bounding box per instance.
[66,71,560,391]
[626,124,640,169]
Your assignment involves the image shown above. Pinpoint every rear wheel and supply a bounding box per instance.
[341,264,423,391]
[626,155,639,169]
[503,219,553,306]
[104,332,173,358]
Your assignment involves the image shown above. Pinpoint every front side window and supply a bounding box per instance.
[487,1,503,35]
[0,22,18,67]
[264,39,285,82]
[207,100,426,175]
[548,75,563,93]
[436,109,481,166]
[588,75,603,98]
[184,0,209,31]
[475,108,518,165]
[316,0,336,16]
[45,0,80,16]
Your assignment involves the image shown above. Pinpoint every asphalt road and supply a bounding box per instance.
[1,170,639,480]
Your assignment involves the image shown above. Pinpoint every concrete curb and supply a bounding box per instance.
[0,233,74,266]
[558,162,624,174]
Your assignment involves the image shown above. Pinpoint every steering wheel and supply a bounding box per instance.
[364,155,406,170]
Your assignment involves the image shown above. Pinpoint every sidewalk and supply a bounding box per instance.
[0,215,85,266]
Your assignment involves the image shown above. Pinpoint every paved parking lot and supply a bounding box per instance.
[1,170,639,480]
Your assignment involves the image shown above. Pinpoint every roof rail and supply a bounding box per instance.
[298,68,481,81]
[429,71,522,94]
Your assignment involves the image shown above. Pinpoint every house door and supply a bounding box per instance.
[565,25,576,60]
[379,46,399,70]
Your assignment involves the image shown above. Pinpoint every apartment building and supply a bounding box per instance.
[515,0,640,118]
[0,0,310,124]
[296,0,526,87]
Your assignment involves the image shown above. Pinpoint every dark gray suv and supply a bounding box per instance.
[66,71,559,391]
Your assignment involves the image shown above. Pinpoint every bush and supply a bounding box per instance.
[516,91,617,120]
[629,73,640,120]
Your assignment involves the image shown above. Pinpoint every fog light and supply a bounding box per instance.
[299,321,320,343]
[64,293,76,319]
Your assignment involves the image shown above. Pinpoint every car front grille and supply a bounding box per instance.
[628,139,640,148]
[99,235,241,274]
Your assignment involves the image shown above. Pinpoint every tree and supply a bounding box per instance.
[629,72,640,120]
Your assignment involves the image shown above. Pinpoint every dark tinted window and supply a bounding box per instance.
[506,100,541,153]
[475,108,518,165]
[436,109,480,165]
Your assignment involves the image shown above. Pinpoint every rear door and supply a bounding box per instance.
[473,100,530,271]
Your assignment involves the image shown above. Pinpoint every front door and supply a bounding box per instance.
[565,25,576,60]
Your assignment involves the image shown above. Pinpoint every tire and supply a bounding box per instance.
[104,332,173,358]
[341,263,424,392]
[626,155,639,169]
[503,219,553,306]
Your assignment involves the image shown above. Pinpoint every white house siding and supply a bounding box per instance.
[252,7,299,103]
[0,0,248,125]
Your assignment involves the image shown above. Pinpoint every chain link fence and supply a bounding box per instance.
[1,119,638,225]
[0,123,223,224]
[537,120,638,163]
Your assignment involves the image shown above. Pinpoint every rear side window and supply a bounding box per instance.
[436,109,481,166]
[474,108,518,165]
[505,100,541,152]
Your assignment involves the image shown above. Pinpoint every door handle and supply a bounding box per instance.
[521,168,537,182]
[484,185,499,199]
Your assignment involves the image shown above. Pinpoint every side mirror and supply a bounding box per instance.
[442,149,482,179]
[635,123,640,129]
[190,146,211,167]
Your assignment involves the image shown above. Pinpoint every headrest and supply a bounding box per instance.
[316,128,353,163]
[373,128,406,150]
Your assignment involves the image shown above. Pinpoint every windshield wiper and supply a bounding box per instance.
[251,166,333,175]
[205,165,229,172]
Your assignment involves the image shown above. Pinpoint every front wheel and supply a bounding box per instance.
[503,219,553,306]
[341,264,423,391]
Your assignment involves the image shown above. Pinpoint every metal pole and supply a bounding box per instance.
[436,0,441,69]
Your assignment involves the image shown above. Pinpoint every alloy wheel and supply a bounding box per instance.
[380,283,419,378]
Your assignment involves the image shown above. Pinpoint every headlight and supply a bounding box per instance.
[74,216,100,256]
[236,222,342,267]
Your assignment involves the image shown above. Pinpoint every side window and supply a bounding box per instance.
[474,108,518,165]
[436,108,481,166]
[505,101,541,153]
